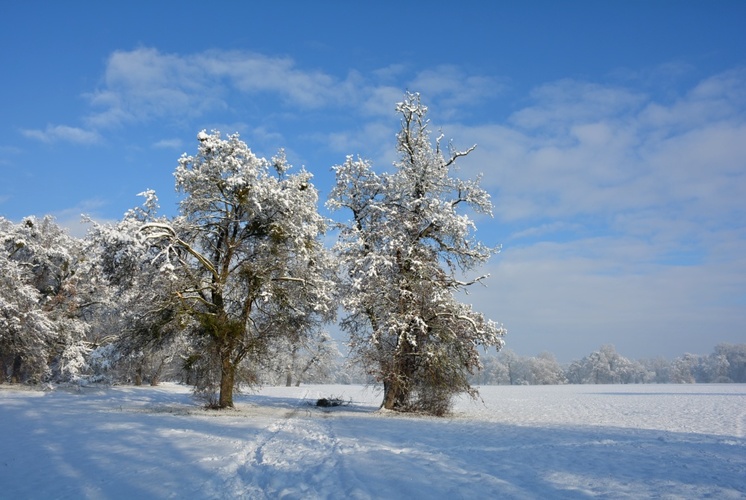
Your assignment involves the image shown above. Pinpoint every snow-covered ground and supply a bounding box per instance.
[1,383,744,499]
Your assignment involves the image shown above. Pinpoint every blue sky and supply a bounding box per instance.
[2,1,745,362]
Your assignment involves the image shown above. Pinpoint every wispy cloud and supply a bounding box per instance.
[445,69,746,359]
[83,48,357,129]
[52,198,113,238]
[473,235,746,360]
[21,124,101,144]
[0,145,22,155]
[510,221,585,241]
[409,65,506,118]
[456,69,746,223]
[53,48,502,139]
[85,48,223,128]
[20,47,517,162]
[152,138,184,149]
[196,50,342,107]
[510,80,646,132]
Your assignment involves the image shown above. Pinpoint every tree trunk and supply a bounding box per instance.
[381,333,415,410]
[382,377,408,410]
[286,346,298,387]
[382,380,396,409]
[10,355,22,384]
[150,358,165,386]
[218,353,235,408]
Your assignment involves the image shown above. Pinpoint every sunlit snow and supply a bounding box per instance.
[1,383,744,498]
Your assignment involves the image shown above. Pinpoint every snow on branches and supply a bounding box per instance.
[135,131,335,407]
[328,92,506,415]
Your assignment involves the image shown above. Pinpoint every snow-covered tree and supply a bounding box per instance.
[566,345,651,384]
[0,216,95,384]
[84,191,186,386]
[0,251,53,383]
[479,350,566,385]
[528,352,567,385]
[712,343,746,383]
[669,353,699,383]
[328,92,506,415]
[258,331,342,386]
[471,354,510,385]
[698,350,730,383]
[136,131,336,407]
[639,357,671,383]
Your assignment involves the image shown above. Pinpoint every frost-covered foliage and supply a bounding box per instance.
[85,191,187,386]
[472,350,566,385]
[0,216,97,384]
[525,352,567,385]
[258,331,342,386]
[133,131,336,407]
[663,344,746,384]
[0,249,53,383]
[706,343,746,382]
[474,344,746,386]
[328,92,506,415]
[565,345,652,384]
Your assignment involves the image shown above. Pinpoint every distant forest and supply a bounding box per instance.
[467,343,746,386]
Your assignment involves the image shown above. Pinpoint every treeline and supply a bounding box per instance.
[471,344,746,385]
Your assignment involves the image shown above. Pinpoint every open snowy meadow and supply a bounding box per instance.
[1,383,744,499]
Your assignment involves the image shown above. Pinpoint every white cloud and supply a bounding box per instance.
[442,69,746,359]
[452,70,746,225]
[510,221,584,241]
[21,124,101,144]
[75,47,515,146]
[198,50,342,108]
[0,145,22,155]
[372,63,408,81]
[152,138,184,149]
[86,48,225,128]
[359,85,406,117]
[52,199,113,238]
[409,65,506,118]
[84,48,360,129]
[326,121,395,160]
[468,233,746,361]
[0,145,21,168]
[639,72,746,133]
[510,80,646,132]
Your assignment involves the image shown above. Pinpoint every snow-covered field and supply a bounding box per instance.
[1,383,744,499]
